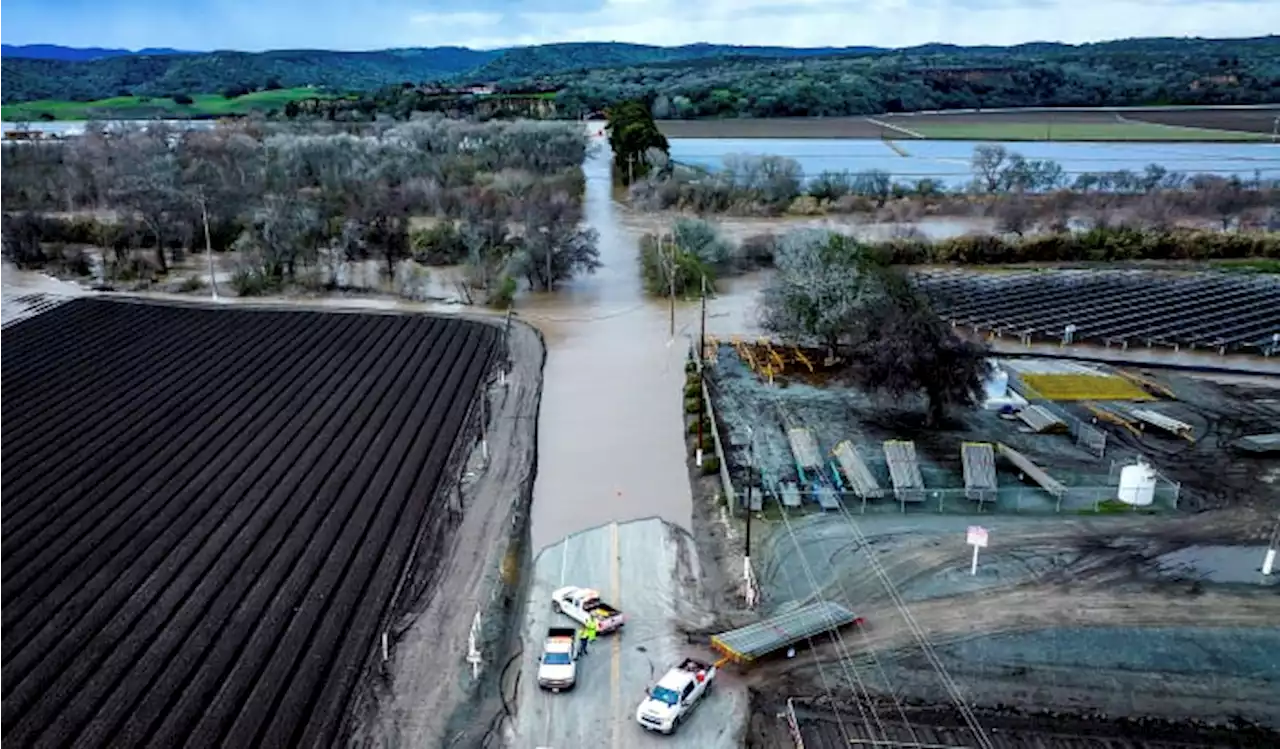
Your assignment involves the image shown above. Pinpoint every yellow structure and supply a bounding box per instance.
[1019,373,1154,402]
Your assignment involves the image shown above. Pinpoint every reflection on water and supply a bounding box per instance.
[668,137,1280,188]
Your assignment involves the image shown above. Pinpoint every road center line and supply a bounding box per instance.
[610,521,622,749]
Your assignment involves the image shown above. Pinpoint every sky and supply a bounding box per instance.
[2,0,1276,52]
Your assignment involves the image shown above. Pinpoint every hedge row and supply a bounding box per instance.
[873,227,1280,266]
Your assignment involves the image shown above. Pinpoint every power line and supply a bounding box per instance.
[764,492,891,744]
[766,392,995,749]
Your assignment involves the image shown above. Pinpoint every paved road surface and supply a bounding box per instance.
[511,519,746,749]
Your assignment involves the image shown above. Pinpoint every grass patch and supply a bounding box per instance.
[2,88,339,122]
[1078,498,1160,515]
[1211,257,1280,274]
[906,121,1267,142]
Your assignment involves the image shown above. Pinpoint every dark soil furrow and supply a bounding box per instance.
[256,338,495,749]
[0,306,267,525]
[0,312,369,723]
[0,300,139,387]
[0,299,497,749]
[17,316,416,749]
[0,308,301,581]
[106,320,464,748]
[166,326,478,749]
[292,343,497,748]
[0,300,207,448]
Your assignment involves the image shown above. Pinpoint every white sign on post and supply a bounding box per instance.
[966,525,989,576]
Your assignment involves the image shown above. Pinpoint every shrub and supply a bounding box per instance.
[179,275,206,292]
[737,233,777,270]
[410,223,469,266]
[689,433,714,452]
[683,383,701,399]
[489,274,517,309]
[172,93,194,105]
[700,456,721,475]
[683,397,703,414]
[639,234,717,298]
[687,417,710,435]
[230,266,279,296]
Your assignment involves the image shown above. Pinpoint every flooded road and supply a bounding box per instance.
[522,149,700,553]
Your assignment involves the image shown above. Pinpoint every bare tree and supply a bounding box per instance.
[1191,175,1250,230]
[995,193,1036,236]
[758,230,877,356]
[515,191,601,291]
[970,145,1008,193]
[109,127,183,274]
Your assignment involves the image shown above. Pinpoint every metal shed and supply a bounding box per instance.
[710,601,862,664]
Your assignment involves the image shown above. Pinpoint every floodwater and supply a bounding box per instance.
[522,150,699,553]
[1154,544,1279,585]
[669,138,1280,188]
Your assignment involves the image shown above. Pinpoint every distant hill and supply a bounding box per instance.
[3,36,1278,110]
[1,44,198,61]
[467,42,884,79]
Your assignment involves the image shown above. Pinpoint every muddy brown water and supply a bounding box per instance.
[522,151,698,553]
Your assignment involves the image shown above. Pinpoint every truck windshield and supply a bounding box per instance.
[543,652,572,665]
[650,686,680,706]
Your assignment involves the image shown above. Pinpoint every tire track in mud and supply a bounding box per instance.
[1,298,498,749]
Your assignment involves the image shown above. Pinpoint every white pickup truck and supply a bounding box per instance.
[536,627,580,692]
[634,657,716,735]
[550,586,626,633]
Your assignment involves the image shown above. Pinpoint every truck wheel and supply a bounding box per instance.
[552,600,562,613]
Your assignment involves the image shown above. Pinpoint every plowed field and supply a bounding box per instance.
[1,298,498,749]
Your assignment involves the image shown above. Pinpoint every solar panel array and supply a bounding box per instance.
[916,270,1280,354]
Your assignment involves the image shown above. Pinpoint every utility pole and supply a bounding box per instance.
[667,233,676,339]
[546,234,553,292]
[699,274,708,364]
[1264,519,1279,576]
[744,426,755,554]
[199,192,218,301]
[695,278,706,468]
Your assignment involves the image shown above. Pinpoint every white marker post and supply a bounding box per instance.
[1264,549,1276,576]
[967,525,989,576]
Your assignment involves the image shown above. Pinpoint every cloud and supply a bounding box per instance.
[409,12,504,27]
[1,0,1274,52]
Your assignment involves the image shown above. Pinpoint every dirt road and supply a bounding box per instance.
[746,510,1280,726]
[509,518,748,749]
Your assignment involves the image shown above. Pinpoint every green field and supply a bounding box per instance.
[1,88,335,122]
[902,121,1268,142]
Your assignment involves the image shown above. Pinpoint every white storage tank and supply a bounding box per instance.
[1118,462,1157,506]
[984,368,1010,399]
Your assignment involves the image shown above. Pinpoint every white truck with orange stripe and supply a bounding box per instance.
[550,586,625,633]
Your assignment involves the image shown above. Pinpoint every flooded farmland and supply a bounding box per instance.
[669,137,1280,188]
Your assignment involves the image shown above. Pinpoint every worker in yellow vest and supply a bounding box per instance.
[579,616,598,655]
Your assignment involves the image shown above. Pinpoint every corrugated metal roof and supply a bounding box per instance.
[711,601,861,662]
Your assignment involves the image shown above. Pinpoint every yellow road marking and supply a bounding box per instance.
[610,521,622,748]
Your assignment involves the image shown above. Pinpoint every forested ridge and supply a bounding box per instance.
[4,36,1278,116]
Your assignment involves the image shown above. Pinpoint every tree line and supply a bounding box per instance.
[533,38,1280,119]
[628,144,1278,230]
[5,36,1276,119]
[0,117,601,305]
